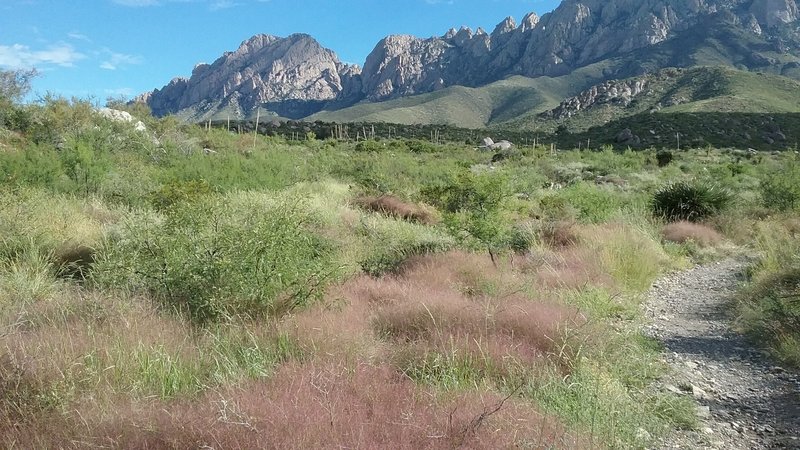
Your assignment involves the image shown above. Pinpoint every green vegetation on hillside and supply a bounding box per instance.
[310,75,572,129]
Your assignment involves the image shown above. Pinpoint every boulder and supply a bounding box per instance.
[616,128,641,146]
[97,108,147,132]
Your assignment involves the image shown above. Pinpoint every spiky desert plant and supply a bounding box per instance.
[651,181,731,222]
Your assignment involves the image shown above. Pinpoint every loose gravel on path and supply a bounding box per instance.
[643,258,800,449]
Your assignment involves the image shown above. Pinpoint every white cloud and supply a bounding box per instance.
[209,0,238,10]
[0,43,86,69]
[99,49,144,70]
[67,32,92,43]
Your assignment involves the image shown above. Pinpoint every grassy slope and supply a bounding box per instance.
[662,69,800,114]
[498,66,800,150]
[310,75,574,128]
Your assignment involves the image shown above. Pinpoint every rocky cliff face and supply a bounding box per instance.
[140,0,800,120]
[360,0,800,99]
[541,77,651,120]
[139,34,361,119]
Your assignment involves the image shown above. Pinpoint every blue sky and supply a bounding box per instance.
[0,0,560,102]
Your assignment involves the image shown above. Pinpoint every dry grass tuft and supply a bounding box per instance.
[530,248,615,291]
[286,251,584,373]
[661,221,723,247]
[782,217,800,236]
[53,242,95,279]
[2,362,582,449]
[352,194,438,225]
[540,221,580,248]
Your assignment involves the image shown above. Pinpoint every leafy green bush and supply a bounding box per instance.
[354,139,383,153]
[60,132,111,195]
[651,181,731,222]
[421,172,510,260]
[760,159,800,211]
[405,139,437,154]
[149,179,212,211]
[737,266,800,367]
[355,213,454,276]
[94,195,336,323]
[0,68,36,132]
[0,143,64,188]
[656,151,673,168]
[360,241,445,277]
[557,182,622,224]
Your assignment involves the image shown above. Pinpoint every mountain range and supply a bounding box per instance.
[136,0,800,130]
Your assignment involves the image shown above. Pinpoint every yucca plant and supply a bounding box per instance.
[652,180,731,222]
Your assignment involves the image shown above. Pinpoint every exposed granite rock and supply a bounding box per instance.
[541,77,650,120]
[139,33,361,119]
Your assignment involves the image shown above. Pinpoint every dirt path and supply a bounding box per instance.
[643,258,800,449]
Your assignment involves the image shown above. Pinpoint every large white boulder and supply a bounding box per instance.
[98,107,147,132]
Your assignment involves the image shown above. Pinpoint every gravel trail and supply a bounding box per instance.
[643,258,800,449]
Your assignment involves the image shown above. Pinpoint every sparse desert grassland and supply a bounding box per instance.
[0,97,797,448]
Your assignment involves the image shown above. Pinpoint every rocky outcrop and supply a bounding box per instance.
[541,77,650,120]
[139,34,361,119]
[97,107,147,132]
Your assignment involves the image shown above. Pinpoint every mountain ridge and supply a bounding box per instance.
[137,0,800,125]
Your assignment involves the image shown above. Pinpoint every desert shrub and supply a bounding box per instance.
[0,188,115,266]
[540,221,580,248]
[656,150,673,167]
[360,241,447,277]
[491,148,521,163]
[59,130,113,195]
[0,143,64,188]
[537,195,578,221]
[556,182,622,224]
[0,69,36,131]
[760,158,800,211]
[421,172,510,260]
[505,224,536,254]
[651,181,731,222]
[94,195,336,323]
[149,179,213,211]
[661,221,722,247]
[354,139,383,153]
[405,139,437,154]
[351,194,436,225]
[356,216,453,276]
[28,96,96,146]
[737,266,800,367]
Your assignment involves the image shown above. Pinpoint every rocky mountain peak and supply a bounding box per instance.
[520,12,540,32]
[453,26,474,45]
[492,16,517,38]
[141,33,361,120]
